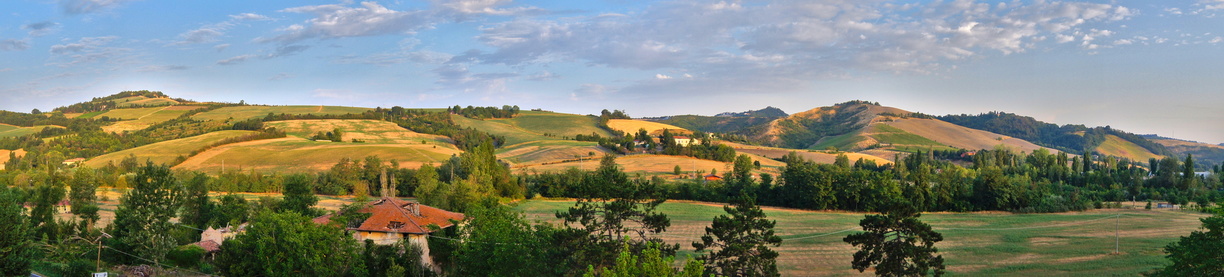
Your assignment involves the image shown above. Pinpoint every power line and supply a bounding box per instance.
[785,227,861,241]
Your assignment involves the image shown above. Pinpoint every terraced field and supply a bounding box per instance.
[192,105,372,122]
[516,200,1205,276]
[83,130,259,167]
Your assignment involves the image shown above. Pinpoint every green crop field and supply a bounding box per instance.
[101,107,195,133]
[174,138,462,173]
[192,105,372,122]
[452,114,556,146]
[1096,135,1163,162]
[96,106,165,120]
[0,125,62,138]
[811,131,867,150]
[502,111,613,138]
[514,200,1205,276]
[264,119,452,145]
[84,130,260,167]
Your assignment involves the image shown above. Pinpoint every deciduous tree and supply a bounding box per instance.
[216,212,359,276]
[1149,212,1224,276]
[109,162,183,265]
[0,188,35,276]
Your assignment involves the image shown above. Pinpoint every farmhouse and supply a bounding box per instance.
[317,197,465,270]
[673,136,699,147]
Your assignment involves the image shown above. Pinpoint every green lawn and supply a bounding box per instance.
[514,200,1203,276]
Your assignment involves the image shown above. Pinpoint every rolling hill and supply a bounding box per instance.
[606,119,690,136]
[84,130,260,167]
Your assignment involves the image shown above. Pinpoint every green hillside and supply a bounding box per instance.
[84,130,259,167]
[192,105,372,122]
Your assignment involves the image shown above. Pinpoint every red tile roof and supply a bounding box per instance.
[350,198,465,234]
[193,240,221,253]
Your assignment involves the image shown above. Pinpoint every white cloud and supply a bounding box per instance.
[1211,37,1224,44]
[431,0,546,20]
[136,65,189,72]
[58,0,138,15]
[467,0,1134,96]
[22,22,60,37]
[213,44,231,52]
[1113,39,1133,45]
[230,13,271,21]
[432,64,517,94]
[261,2,432,43]
[526,71,558,81]
[1203,0,1224,10]
[50,36,117,54]
[174,28,224,45]
[269,73,294,81]
[1,39,30,51]
[216,54,256,65]
[655,74,672,79]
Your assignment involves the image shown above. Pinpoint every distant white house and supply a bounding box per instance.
[673,136,699,147]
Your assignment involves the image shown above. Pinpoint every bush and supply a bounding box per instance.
[166,244,206,269]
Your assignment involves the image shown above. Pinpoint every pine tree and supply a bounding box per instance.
[844,203,945,276]
[693,197,782,276]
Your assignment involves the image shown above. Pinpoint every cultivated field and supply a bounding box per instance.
[0,124,63,138]
[0,149,26,170]
[100,106,204,133]
[606,119,691,136]
[1096,135,1163,161]
[83,130,259,168]
[522,154,785,177]
[498,140,609,168]
[264,119,453,145]
[884,119,1051,153]
[116,96,179,107]
[175,120,461,173]
[192,106,372,122]
[514,200,1206,276]
[723,141,893,165]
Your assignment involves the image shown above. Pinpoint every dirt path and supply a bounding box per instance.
[135,106,172,120]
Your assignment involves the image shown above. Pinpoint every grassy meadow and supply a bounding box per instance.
[514,200,1204,276]
[0,125,63,138]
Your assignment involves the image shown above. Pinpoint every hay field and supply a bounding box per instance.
[453,111,612,146]
[498,140,608,168]
[264,119,453,145]
[606,119,690,136]
[117,96,179,107]
[83,130,259,167]
[96,106,166,120]
[515,200,1205,276]
[722,141,893,165]
[101,106,198,133]
[0,125,63,138]
[524,154,738,176]
[1096,135,1163,161]
[174,138,461,173]
[0,149,26,170]
[174,121,461,173]
[885,119,1050,153]
[192,105,372,122]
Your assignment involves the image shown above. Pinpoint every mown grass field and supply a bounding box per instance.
[1096,135,1163,162]
[175,120,461,173]
[606,119,690,136]
[192,105,372,122]
[514,200,1205,276]
[0,125,63,138]
[83,130,259,167]
[115,96,179,107]
[100,106,202,133]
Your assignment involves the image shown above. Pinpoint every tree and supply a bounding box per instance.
[0,188,35,276]
[179,172,214,230]
[1149,212,1224,276]
[216,212,360,276]
[844,203,945,276]
[69,167,100,225]
[109,162,183,265]
[556,154,677,270]
[692,197,782,277]
[453,200,564,276]
[585,240,703,277]
[280,174,319,216]
[30,184,66,241]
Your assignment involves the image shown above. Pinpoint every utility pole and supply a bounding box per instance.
[95,232,112,272]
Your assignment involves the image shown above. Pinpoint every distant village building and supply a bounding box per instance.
[673,136,699,147]
[704,174,723,181]
[315,197,466,271]
[195,224,248,256]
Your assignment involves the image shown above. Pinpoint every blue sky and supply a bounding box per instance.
[1,0,1222,144]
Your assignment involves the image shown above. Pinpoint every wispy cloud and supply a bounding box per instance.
[1,39,30,51]
[260,2,433,43]
[171,12,272,46]
[58,0,139,15]
[137,65,189,72]
[215,45,310,65]
[22,21,59,37]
